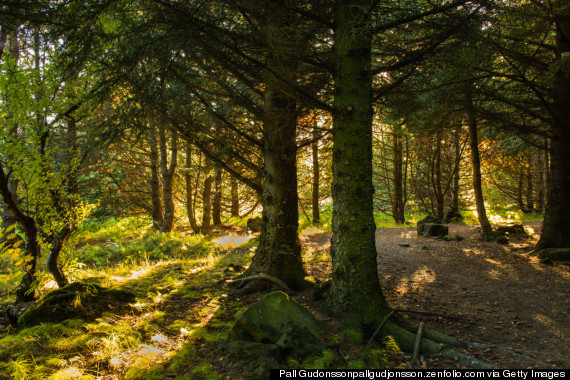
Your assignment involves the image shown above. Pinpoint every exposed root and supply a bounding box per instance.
[395,308,467,321]
[226,274,292,294]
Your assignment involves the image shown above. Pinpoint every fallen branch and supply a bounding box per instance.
[412,322,425,366]
[226,274,292,292]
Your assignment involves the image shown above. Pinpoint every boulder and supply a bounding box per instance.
[418,223,449,237]
[246,217,263,233]
[230,291,324,357]
[417,215,444,236]
[443,210,463,223]
[417,215,442,225]
[17,282,135,327]
[440,234,464,242]
[496,224,527,237]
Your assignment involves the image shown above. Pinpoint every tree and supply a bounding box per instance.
[536,0,570,250]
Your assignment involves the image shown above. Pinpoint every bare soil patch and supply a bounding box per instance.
[302,221,570,369]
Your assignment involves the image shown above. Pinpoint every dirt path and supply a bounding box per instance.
[303,222,570,368]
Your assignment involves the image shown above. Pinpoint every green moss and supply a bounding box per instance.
[169,341,196,372]
[191,363,222,380]
[303,350,335,369]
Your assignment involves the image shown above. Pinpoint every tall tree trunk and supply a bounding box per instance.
[517,167,525,212]
[537,146,546,214]
[149,124,163,230]
[451,126,461,212]
[212,167,223,225]
[392,127,405,223]
[159,126,177,232]
[537,3,570,249]
[202,174,213,232]
[326,0,391,331]
[185,142,200,233]
[236,2,308,293]
[434,130,444,220]
[230,176,239,217]
[525,161,534,212]
[312,127,320,225]
[465,88,492,238]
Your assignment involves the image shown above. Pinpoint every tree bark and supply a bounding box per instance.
[159,126,177,232]
[537,3,570,249]
[149,124,163,230]
[326,0,391,331]
[465,87,492,238]
[236,2,308,292]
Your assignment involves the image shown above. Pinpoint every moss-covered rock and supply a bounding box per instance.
[418,223,449,237]
[229,291,324,357]
[496,224,527,237]
[18,282,136,327]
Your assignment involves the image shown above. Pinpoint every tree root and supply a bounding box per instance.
[226,274,292,294]
[395,308,468,321]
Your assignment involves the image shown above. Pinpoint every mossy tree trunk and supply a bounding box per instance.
[237,3,308,292]
[537,2,570,249]
[325,0,392,331]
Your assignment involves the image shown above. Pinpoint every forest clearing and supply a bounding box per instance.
[1,218,567,379]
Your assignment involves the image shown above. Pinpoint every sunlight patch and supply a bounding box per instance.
[213,233,251,248]
[301,226,323,236]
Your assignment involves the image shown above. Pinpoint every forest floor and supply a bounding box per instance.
[1,220,568,379]
[301,221,570,369]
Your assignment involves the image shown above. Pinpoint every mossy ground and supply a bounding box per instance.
[0,217,406,379]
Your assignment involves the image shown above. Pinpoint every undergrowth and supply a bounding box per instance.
[0,216,407,379]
